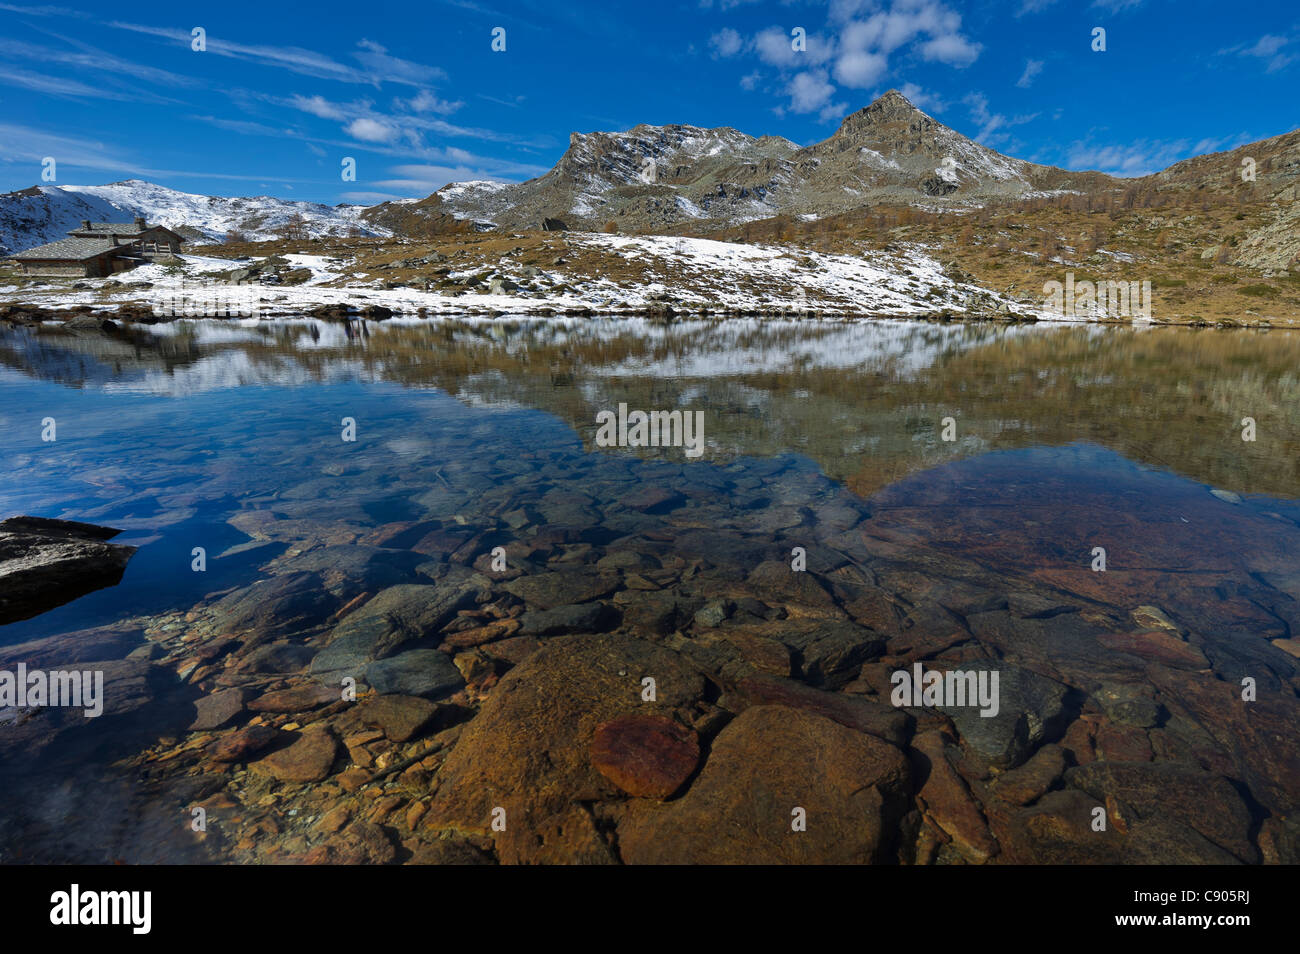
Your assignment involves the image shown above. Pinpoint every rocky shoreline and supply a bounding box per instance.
[2,445,1296,864]
[3,299,1277,330]
[0,299,1049,327]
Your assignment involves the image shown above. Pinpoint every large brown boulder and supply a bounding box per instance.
[617,705,911,864]
[424,633,706,863]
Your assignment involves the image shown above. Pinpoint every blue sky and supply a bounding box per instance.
[1,0,1297,205]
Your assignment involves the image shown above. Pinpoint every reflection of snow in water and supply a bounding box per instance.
[3,317,1070,398]
[100,351,378,396]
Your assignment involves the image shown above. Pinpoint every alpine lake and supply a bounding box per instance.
[0,315,1297,865]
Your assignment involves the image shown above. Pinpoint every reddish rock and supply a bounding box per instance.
[359,520,439,549]
[442,618,521,649]
[745,562,841,615]
[1061,716,1098,765]
[590,714,700,798]
[210,724,282,763]
[251,727,340,783]
[618,705,911,864]
[730,673,910,746]
[422,634,706,863]
[302,820,396,864]
[411,529,474,559]
[988,743,1066,806]
[484,635,542,665]
[1147,666,1300,818]
[315,805,352,834]
[1094,722,1153,762]
[358,694,439,742]
[1097,630,1208,669]
[189,688,248,731]
[1271,638,1300,659]
[912,729,1000,863]
[405,837,494,865]
[990,789,1125,864]
[720,630,791,676]
[1065,760,1258,863]
[248,684,339,713]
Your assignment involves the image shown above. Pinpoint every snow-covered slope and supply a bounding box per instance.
[0,180,389,255]
[2,233,1055,321]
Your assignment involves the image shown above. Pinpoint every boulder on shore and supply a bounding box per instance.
[0,516,138,625]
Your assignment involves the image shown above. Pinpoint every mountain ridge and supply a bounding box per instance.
[364,89,1132,234]
[0,180,388,256]
[3,90,1298,266]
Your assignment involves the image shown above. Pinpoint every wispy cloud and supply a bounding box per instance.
[1065,132,1253,177]
[0,35,186,103]
[963,91,1037,146]
[899,82,946,113]
[104,22,446,89]
[1240,33,1295,72]
[0,65,152,101]
[0,121,316,184]
[1017,58,1044,88]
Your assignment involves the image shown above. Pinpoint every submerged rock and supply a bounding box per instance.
[424,634,705,863]
[618,705,912,864]
[365,648,464,698]
[589,713,700,799]
[251,727,341,783]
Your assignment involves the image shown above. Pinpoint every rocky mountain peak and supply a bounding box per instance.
[828,88,937,148]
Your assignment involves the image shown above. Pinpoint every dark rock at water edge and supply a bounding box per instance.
[0,516,138,625]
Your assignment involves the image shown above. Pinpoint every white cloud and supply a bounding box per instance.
[755,27,801,67]
[899,82,946,113]
[1017,58,1044,88]
[963,91,1036,145]
[290,94,349,120]
[920,33,981,67]
[1066,132,1255,176]
[739,2,983,114]
[834,50,888,87]
[345,117,398,143]
[1241,34,1294,72]
[350,39,447,87]
[755,26,831,68]
[787,69,837,113]
[107,21,445,88]
[710,27,744,58]
[1067,142,1176,177]
[1245,34,1288,57]
[405,89,464,115]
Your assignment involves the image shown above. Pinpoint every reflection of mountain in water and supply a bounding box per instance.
[1,317,1298,498]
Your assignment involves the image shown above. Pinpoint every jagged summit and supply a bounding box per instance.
[840,88,925,126]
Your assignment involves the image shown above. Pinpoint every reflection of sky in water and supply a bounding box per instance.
[0,378,571,640]
[1,318,1298,644]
